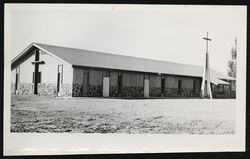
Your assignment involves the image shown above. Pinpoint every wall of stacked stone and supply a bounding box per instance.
[72,84,103,97]
[213,92,236,99]
[110,86,118,97]
[14,83,34,95]
[180,88,194,97]
[120,86,144,97]
[164,88,178,97]
[149,87,162,97]
[72,84,84,97]
[193,88,200,97]
[58,84,72,97]
[38,83,57,96]
[88,85,102,97]
[213,92,225,98]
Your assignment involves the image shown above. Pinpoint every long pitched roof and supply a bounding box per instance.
[13,42,235,85]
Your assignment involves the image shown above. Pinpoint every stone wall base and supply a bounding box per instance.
[11,83,72,97]
[120,86,144,97]
[12,83,34,95]
[38,83,57,96]
[59,84,73,97]
[38,83,72,97]
[149,87,199,98]
[88,85,102,97]
[72,84,103,97]
[149,87,162,97]
[110,86,118,97]
[72,84,83,97]
[165,88,178,97]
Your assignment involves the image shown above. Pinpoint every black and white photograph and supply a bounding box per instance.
[4,4,246,155]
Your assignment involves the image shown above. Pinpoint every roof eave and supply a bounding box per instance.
[11,43,73,68]
[33,43,72,66]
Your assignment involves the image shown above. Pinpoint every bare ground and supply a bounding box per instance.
[11,95,235,134]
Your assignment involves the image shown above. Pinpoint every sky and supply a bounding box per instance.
[5,4,247,74]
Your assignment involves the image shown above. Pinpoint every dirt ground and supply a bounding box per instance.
[11,95,235,134]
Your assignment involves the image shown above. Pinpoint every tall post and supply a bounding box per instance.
[201,32,212,99]
[34,49,40,95]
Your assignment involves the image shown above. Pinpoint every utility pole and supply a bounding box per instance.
[201,32,212,99]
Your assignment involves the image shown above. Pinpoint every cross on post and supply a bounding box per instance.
[31,49,45,94]
[203,32,212,54]
[201,32,213,99]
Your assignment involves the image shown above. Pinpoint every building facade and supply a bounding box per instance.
[11,43,236,98]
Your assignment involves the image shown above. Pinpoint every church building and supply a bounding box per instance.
[11,43,236,98]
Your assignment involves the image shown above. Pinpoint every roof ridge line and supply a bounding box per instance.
[34,42,203,68]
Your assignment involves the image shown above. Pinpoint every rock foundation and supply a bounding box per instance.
[12,83,34,95]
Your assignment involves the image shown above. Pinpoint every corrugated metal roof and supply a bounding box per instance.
[16,42,234,85]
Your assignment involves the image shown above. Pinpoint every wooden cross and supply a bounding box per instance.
[203,32,212,54]
[31,49,45,94]
[201,32,212,99]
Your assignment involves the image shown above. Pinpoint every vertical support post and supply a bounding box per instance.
[34,49,40,95]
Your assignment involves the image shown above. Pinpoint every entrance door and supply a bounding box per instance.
[144,79,149,98]
[118,74,123,96]
[103,76,110,97]
[82,72,89,96]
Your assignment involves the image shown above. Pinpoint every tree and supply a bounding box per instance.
[227,38,237,78]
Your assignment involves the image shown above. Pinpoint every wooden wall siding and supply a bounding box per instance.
[149,74,161,88]
[181,77,193,89]
[194,78,201,88]
[73,68,84,84]
[193,78,201,95]
[122,72,144,87]
[71,66,236,98]
[110,71,118,86]
[224,85,231,96]
[89,69,108,86]
[165,76,178,88]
